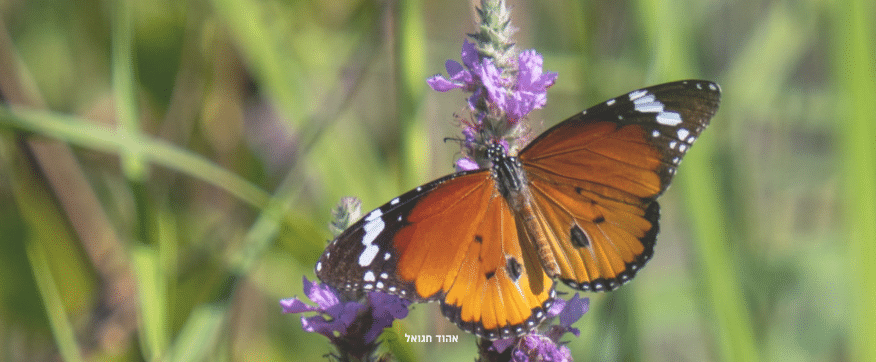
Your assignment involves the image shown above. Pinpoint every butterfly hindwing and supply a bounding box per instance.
[317,170,555,339]
[518,80,721,291]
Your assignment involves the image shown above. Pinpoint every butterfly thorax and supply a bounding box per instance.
[487,143,529,212]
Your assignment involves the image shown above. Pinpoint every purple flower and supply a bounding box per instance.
[545,293,588,341]
[280,277,411,348]
[280,276,366,340]
[427,40,480,93]
[512,334,573,362]
[430,41,556,125]
[505,50,557,122]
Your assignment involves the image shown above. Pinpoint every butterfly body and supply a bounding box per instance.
[316,80,721,339]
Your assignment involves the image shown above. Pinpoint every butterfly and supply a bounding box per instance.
[316,80,721,339]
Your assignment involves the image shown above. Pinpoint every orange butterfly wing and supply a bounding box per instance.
[317,171,554,339]
[518,80,721,291]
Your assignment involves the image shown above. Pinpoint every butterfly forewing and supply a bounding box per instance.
[518,80,720,291]
[317,170,485,301]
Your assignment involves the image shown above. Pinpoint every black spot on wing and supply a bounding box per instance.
[570,225,589,248]
[506,257,522,282]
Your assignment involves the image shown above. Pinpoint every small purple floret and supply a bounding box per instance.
[427,40,481,93]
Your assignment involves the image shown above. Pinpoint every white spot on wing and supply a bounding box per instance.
[366,209,382,221]
[632,93,664,113]
[358,210,385,267]
[364,271,375,282]
[359,246,380,267]
[390,197,400,205]
[628,89,648,101]
[656,111,683,126]
[677,128,690,140]
[651,130,660,138]
[606,99,616,106]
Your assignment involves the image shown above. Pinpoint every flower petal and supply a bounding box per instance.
[324,301,367,326]
[301,315,338,339]
[445,59,464,77]
[479,59,508,108]
[305,280,340,309]
[518,50,557,90]
[558,294,589,327]
[428,75,464,92]
[455,157,480,171]
[460,40,479,69]
[280,297,318,314]
[490,338,516,353]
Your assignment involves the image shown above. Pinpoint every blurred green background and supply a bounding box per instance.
[0,0,873,361]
